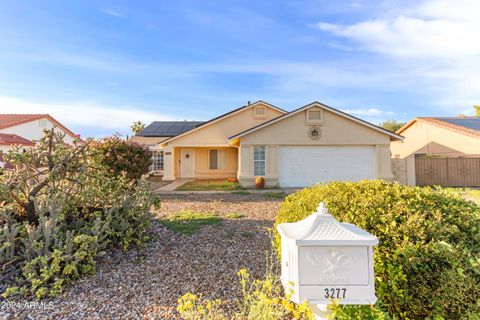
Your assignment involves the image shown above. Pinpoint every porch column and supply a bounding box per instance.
[162,145,176,181]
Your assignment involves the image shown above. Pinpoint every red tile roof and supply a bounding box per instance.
[397,117,480,139]
[0,133,34,146]
[0,114,77,137]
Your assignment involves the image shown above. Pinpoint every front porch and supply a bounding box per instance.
[163,146,239,181]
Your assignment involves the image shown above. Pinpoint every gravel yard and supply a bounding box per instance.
[2,193,285,319]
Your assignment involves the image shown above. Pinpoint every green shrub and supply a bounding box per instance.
[94,135,152,181]
[275,180,480,320]
[0,130,156,298]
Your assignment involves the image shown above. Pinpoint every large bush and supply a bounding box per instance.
[0,130,157,298]
[95,136,152,181]
[275,180,480,320]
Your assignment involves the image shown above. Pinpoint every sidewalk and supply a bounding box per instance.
[153,185,299,195]
[154,178,194,192]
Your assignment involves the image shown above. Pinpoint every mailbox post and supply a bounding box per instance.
[277,202,379,319]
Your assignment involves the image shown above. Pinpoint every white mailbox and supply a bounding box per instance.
[277,202,378,307]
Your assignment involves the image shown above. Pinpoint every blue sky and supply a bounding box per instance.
[0,0,479,137]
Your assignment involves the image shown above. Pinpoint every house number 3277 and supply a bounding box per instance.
[324,288,347,299]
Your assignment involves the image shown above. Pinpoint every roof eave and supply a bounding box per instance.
[230,101,404,141]
[161,101,286,145]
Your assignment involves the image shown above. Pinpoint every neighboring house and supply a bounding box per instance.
[391,117,480,187]
[0,114,78,145]
[134,101,402,188]
[391,117,480,158]
[0,114,79,169]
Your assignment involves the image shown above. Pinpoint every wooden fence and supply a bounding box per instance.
[415,157,480,186]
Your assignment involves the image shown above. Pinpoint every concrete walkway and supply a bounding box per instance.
[153,183,300,195]
[154,178,193,192]
[152,178,302,195]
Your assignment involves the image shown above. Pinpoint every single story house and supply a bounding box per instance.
[391,117,480,159]
[134,101,402,188]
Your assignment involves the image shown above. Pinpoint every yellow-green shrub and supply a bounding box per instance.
[177,268,313,320]
[274,180,480,319]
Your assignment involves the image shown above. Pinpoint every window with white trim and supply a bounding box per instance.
[209,149,226,170]
[151,150,164,171]
[253,146,266,176]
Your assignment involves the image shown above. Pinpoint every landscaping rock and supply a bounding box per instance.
[1,193,283,319]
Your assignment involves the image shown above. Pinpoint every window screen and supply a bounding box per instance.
[309,110,322,120]
[210,149,226,170]
[210,149,218,169]
[253,146,266,176]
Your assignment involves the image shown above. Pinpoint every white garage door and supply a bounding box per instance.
[278,146,376,187]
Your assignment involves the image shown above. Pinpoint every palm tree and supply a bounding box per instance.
[131,121,146,135]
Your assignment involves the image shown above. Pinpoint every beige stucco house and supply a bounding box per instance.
[391,117,480,159]
[134,101,402,188]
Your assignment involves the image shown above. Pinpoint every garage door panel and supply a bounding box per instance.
[278,146,376,187]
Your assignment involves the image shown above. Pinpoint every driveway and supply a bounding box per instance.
[4,193,285,319]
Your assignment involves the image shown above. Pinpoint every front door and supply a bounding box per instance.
[180,149,195,178]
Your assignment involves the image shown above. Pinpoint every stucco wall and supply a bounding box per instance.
[0,145,31,153]
[391,121,480,158]
[240,108,390,145]
[173,147,238,179]
[391,157,416,186]
[165,103,284,147]
[0,118,76,144]
[163,103,284,180]
[237,108,394,187]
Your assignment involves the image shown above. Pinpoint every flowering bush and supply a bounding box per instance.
[94,135,152,181]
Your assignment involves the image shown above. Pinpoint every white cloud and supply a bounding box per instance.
[313,0,480,112]
[315,0,480,58]
[101,9,126,18]
[0,96,177,137]
[341,108,396,117]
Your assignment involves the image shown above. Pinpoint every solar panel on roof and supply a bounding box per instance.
[137,121,204,137]
[435,117,480,132]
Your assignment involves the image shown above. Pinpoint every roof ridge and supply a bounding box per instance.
[229,101,403,141]
[159,100,287,144]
